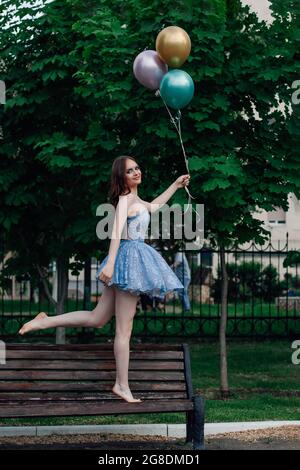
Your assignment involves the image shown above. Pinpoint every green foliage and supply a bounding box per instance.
[283,249,300,268]
[0,0,298,281]
[212,261,283,302]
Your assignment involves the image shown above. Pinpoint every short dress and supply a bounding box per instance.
[95,207,184,297]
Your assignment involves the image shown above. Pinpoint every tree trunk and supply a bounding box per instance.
[55,255,69,344]
[83,258,91,311]
[82,258,94,341]
[219,245,229,397]
[36,255,69,344]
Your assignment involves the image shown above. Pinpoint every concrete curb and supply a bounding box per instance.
[0,421,299,438]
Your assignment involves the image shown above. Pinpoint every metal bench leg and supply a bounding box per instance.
[185,410,194,445]
[192,395,205,450]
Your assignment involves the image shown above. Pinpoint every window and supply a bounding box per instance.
[267,208,286,224]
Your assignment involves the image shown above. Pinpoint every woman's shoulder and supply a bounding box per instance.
[119,192,133,199]
[118,193,134,210]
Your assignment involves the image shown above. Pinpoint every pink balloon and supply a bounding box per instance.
[133,50,168,90]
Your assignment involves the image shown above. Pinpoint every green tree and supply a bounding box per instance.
[0,0,111,343]
[186,0,300,396]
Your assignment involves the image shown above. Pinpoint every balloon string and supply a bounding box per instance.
[176,111,189,175]
[155,90,201,223]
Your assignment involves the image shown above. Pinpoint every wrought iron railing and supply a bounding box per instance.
[1,234,299,340]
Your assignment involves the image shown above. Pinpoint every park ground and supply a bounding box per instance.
[0,426,299,450]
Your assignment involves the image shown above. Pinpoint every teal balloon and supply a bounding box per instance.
[159,69,194,109]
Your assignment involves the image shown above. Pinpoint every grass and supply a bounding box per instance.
[0,339,299,427]
[190,339,300,422]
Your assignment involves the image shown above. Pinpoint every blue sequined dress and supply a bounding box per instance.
[95,207,184,296]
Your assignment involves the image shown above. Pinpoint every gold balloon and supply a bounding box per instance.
[156,26,191,68]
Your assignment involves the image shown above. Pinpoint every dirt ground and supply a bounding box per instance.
[0,425,299,450]
[206,425,300,450]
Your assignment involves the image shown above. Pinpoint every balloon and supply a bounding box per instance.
[159,69,194,109]
[156,26,191,68]
[133,50,168,90]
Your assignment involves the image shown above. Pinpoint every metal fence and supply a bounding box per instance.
[1,235,299,340]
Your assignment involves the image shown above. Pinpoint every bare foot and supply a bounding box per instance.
[112,383,142,403]
[18,312,48,335]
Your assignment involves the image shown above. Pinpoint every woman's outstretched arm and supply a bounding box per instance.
[151,181,178,211]
[140,174,190,214]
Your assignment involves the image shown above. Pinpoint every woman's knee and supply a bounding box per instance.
[88,311,106,328]
[115,319,134,339]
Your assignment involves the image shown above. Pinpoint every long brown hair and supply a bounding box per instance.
[108,155,137,208]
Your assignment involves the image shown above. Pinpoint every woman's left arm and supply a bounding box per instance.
[141,174,191,214]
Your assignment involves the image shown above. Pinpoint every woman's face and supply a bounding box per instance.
[124,159,142,190]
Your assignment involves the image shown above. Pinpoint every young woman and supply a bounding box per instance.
[18,156,190,403]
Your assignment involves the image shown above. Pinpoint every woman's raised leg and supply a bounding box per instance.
[18,285,116,335]
[112,288,142,403]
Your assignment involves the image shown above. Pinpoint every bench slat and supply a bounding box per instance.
[0,399,194,417]
[0,391,187,401]
[0,370,185,380]
[1,360,184,370]
[7,343,183,351]
[0,381,186,392]
[6,350,184,360]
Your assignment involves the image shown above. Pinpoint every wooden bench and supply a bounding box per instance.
[0,342,205,450]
